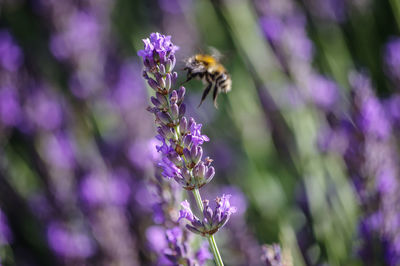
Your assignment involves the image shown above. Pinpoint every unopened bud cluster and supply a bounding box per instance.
[178,195,237,237]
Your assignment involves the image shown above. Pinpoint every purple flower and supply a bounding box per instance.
[0,209,12,245]
[310,75,339,110]
[50,11,100,60]
[0,87,21,127]
[158,157,181,179]
[47,222,94,258]
[350,72,392,139]
[137,32,179,68]
[324,71,400,265]
[260,16,284,42]
[261,244,282,266]
[146,226,168,253]
[158,0,192,14]
[128,138,161,169]
[0,30,23,72]
[178,200,195,222]
[196,242,212,265]
[188,118,210,146]
[80,172,131,206]
[41,133,76,169]
[25,89,63,131]
[384,37,400,84]
[303,0,346,23]
[385,94,400,125]
[178,195,236,236]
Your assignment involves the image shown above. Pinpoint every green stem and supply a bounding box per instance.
[192,188,224,266]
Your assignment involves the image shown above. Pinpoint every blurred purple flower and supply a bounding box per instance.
[158,0,192,14]
[384,37,400,85]
[41,133,76,169]
[323,71,400,265]
[259,4,314,64]
[47,222,94,258]
[0,30,23,72]
[310,75,339,110]
[196,242,212,265]
[0,87,21,127]
[317,125,349,155]
[285,26,314,62]
[260,16,284,42]
[112,61,146,108]
[261,244,282,266]
[303,0,346,22]
[50,11,100,60]
[350,72,391,139]
[25,90,63,131]
[146,226,168,253]
[0,209,12,245]
[80,171,131,207]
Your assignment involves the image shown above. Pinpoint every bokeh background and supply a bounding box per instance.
[1,0,400,265]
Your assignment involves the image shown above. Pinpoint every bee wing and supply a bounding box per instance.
[207,46,235,66]
[207,46,223,61]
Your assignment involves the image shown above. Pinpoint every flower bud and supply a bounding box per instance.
[151,96,162,108]
[147,78,159,91]
[159,125,175,139]
[171,103,179,120]
[168,152,183,167]
[156,73,166,88]
[180,117,188,133]
[166,56,176,73]
[194,162,206,179]
[170,90,178,104]
[178,86,186,102]
[190,145,201,164]
[142,70,150,79]
[205,166,215,182]
[178,104,186,119]
[183,135,192,148]
[165,73,172,91]
[143,59,151,69]
[183,148,191,163]
[188,117,195,129]
[159,51,167,64]
[156,92,168,106]
[158,64,166,75]
[182,168,191,182]
[172,72,178,84]
[157,111,172,125]
[203,204,213,222]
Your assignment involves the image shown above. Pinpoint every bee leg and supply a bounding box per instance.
[212,83,219,109]
[198,82,213,108]
[180,75,193,86]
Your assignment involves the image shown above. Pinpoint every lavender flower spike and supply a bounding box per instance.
[139,33,215,190]
[178,195,237,236]
[139,32,233,266]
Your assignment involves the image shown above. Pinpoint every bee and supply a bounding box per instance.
[183,52,231,108]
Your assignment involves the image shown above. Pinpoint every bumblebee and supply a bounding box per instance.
[183,54,231,108]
